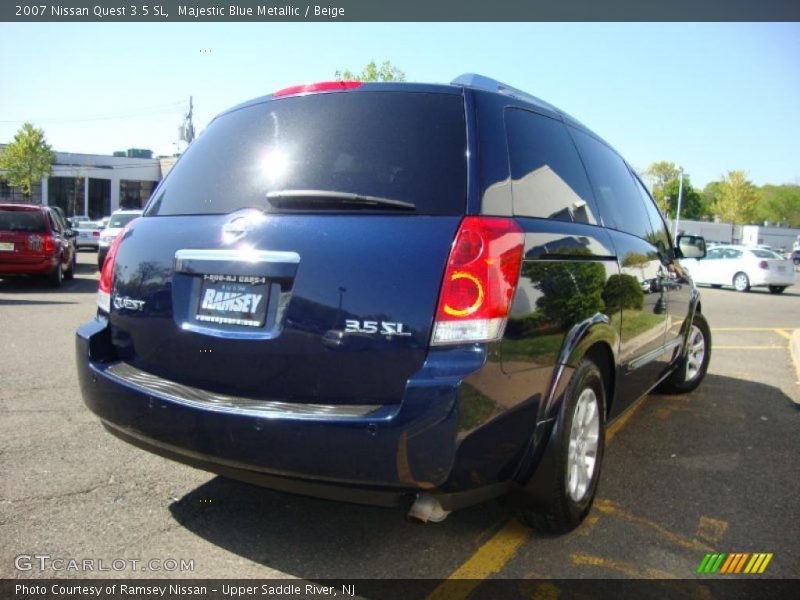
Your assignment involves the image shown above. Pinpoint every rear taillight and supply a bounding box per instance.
[431,217,524,346]
[97,221,136,313]
[273,80,362,97]
[43,236,56,254]
[92,231,100,237]
[758,261,769,270]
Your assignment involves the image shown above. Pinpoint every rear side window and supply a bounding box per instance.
[570,128,653,241]
[147,92,467,216]
[108,213,139,228]
[0,210,46,232]
[632,175,672,251]
[505,108,597,224]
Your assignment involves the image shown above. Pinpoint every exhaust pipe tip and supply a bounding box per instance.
[407,494,451,524]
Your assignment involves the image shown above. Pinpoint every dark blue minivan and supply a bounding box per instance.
[76,75,711,532]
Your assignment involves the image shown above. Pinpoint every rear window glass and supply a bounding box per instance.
[750,249,781,259]
[108,213,140,228]
[0,210,46,232]
[146,92,466,216]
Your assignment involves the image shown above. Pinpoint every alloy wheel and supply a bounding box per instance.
[566,388,600,502]
[685,324,706,382]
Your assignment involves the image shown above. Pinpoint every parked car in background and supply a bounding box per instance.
[0,203,76,287]
[69,215,91,228]
[75,221,103,250]
[790,248,800,265]
[683,245,794,293]
[77,74,712,533]
[97,210,142,268]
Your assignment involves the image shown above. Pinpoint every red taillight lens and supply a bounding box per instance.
[92,231,100,237]
[432,217,524,345]
[758,261,769,270]
[43,236,56,254]
[273,80,362,97]
[97,220,137,312]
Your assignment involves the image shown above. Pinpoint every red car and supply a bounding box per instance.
[0,203,76,287]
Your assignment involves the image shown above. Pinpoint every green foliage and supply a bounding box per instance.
[334,60,406,82]
[710,170,759,226]
[457,384,496,433]
[620,251,650,268]
[0,122,54,198]
[644,161,708,220]
[602,274,644,313]
[756,184,800,227]
[522,251,607,329]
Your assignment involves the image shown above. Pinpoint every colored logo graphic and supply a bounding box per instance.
[697,553,773,574]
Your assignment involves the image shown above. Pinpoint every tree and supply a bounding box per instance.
[660,178,707,221]
[644,161,708,219]
[335,60,406,82]
[0,122,55,201]
[756,184,800,228]
[710,170,759,227]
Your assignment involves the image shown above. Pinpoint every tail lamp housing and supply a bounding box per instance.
[432,217,524,346]
[97,220,137,313]
[273,81,362,97]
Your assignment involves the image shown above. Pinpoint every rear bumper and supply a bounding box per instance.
[0,257,56,275]
[76,319,535,508]
[749,271,794,287]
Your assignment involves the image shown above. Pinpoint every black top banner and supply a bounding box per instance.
[2,0,799,22]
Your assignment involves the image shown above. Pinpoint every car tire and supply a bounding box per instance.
[733,272,750,292]
[49,262,63,288]
[64,254,75,280]
[768,286,786,294]
[518,358,605,534]
[656,312,711,395]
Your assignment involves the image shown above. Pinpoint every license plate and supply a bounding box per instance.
[0,242,13,251]
[196,274,268,327]
[778,265,786,272]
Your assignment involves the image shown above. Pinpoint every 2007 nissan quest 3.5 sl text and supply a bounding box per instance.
[76,74,711,532]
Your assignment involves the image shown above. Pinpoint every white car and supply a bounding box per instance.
[98,210,142,268]
[683,245,795,294]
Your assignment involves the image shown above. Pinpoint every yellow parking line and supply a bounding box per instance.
[606,391,649,443]
[426,519,530,599]
[714,345,785,350]
[593,499,713,552]
[773,328,792,340]
[570,552,677,578]
[695,516,729,544]
[431,390,650,593]
[712,327,800,331]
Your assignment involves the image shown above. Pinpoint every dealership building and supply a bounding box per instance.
[0,147,176,220]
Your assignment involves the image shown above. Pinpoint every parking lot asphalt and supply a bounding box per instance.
[1,252,798,585]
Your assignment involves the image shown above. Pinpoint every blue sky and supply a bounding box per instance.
[1,22,798,189]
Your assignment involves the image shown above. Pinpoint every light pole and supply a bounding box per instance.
[673,167,685,239]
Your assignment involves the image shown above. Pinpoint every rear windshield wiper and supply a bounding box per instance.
[266,190,416,211]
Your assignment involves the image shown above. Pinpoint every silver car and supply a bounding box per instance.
[74,221,103,250]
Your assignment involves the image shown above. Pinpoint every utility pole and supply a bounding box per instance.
[673,166,685,239]
[179,96,195,146]
[186,96,195,143]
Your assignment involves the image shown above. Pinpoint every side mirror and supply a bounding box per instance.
[677,234,706,259]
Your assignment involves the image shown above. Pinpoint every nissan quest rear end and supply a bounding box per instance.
[76,75,711,532]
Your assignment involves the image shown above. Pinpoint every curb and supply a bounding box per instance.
[791,329,800,405]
